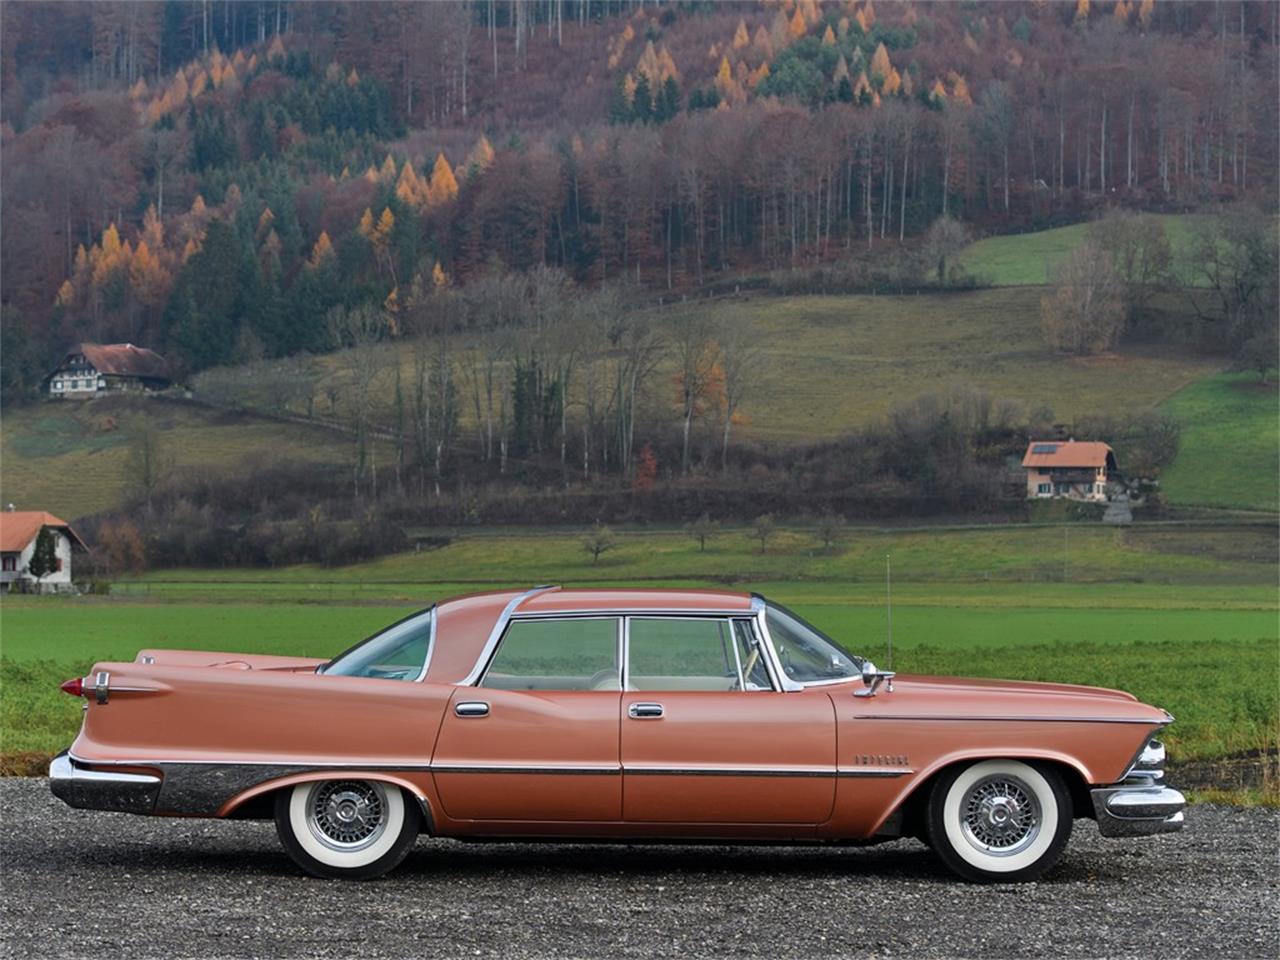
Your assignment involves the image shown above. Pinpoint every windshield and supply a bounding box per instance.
[765,603,862,684]
[323,607,434,681]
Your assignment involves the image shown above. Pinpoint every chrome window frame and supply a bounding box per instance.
[753,595,864,690]
[475,614,624,691]
[320,605,437,683]
[623,614,746,692]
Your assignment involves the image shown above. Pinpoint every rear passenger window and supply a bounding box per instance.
[480,618,620,691]
[628,618,747,691]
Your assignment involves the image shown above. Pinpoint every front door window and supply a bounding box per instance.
[627,617,753,691]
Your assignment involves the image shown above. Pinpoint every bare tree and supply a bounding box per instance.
[923,214,972,284]
[582,523,616,563]
[716,316,767,470]
[1040,241,1127,355]
[752,513,777,555]
[685,513,720,552]
[670,310,716,475]
[1088,210,1172,318]
[815,512,847,553]
[125,424,172,510]
[329,303,390,499]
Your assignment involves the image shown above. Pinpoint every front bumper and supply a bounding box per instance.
[1091,779,1186,836]
[49,751,161,815]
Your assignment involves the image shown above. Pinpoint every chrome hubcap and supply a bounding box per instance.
[960,775,1041,856]
[307,781,388,852]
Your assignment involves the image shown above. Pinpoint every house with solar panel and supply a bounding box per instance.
[1021,441,1118,502]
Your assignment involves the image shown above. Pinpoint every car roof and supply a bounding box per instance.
[516,586,755,615]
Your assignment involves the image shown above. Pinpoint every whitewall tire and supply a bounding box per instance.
[926,759,1072,883]
[274,780,419,879]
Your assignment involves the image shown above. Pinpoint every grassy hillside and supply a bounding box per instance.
[0,397,380,521]
[1159,373,1280,511]
[955,214,1203,286]
[291,287,1216,442]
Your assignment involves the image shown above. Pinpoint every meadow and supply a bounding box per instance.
[954,214,1204,286]
[1158,373,1280,511]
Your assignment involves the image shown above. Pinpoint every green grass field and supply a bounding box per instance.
[1159,373,1280,511]
[110,523,1280,591]
[955,214,1203,286]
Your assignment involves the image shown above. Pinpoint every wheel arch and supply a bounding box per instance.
[219,771,435,832]
[878,750,1093,839]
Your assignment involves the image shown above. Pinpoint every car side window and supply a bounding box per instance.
[480,618,620,691]
[628,617,764,692]
[732,619,772,690]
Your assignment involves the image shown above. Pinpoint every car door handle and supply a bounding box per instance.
[628,702,664,719]
[455,701,490,718]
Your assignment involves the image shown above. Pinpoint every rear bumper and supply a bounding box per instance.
[49,751,161,815]
[1090,778,1186,837]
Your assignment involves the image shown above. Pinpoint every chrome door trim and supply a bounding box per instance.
[457,585,559,686]
[625,764,832,778]
[454,701,490,718]
[431,763,621,775]
[851,715,1164,724]
[837,766,915,778]
[628,702,664,719]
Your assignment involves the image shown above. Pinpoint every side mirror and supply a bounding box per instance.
[854,660,895,698]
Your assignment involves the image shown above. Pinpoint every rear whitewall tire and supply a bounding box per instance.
[927,759,1072,883]
[274,780,419,880]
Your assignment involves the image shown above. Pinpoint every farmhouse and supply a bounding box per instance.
[0,510,87,593]
[1022,441,1117,502]
[44,343,172,399]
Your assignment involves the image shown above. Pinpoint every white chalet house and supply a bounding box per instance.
[0,510,87,593]
[44,343,172,399]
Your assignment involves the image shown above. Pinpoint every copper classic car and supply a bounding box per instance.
[50,587,1184,882]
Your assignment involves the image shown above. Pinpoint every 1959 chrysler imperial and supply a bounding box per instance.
[51,587,1185,882]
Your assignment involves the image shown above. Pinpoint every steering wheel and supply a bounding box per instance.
[734,647,762,690]
[587,668,620,690]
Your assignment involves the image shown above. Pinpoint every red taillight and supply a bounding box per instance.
[60,677,85,697]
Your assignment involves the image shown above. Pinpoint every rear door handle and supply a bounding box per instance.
[628,702,664,719]
[455,701,490,718]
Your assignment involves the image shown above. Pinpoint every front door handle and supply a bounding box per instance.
[628,702,664,719]
[455,701,490,718]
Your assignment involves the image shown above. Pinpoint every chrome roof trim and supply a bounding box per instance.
[506,607,756,620]
[456,585,560,687]
[751,597,805,693]
[413,606,438,683]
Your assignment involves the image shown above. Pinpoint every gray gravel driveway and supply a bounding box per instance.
[1,779,1276,959]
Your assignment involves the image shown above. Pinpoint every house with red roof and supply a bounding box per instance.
[0,510,88,592]
[1021,441,1118,502]
[43,343,172,399]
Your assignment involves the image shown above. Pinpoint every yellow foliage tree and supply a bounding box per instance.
[949,72,973,106]
[869,42,893,89]
[822,24,836,45]
[1137,0,1154,28]
[141,204,164,250]
[862,0,877,28]
[267,35,286,61]
[432,260,449,289]
[883,66,902,96]
[379,153,398,182]
[55,279,75,309]
[427,153,459,206]
[466,134,495,172]
[396,161,426,207]
[788,8,807,38]
[309,231,335,268]
[732,18,750,49]
[1114,0,1130,23]
[753,25,773,57]
[358,207,375,239]
[129,240,170,308]
[373,208,395,250]
[1075,0,1090,23]
[769,10,791,50]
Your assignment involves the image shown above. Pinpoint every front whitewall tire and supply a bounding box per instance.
[928,759,1073,883]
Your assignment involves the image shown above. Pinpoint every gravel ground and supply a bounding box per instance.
[1,778,1276,959]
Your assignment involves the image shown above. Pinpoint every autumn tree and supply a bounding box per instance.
[1040,241,1127,354]
[923,214,972,284]
[1088,210,1171,318]
[671,311,717,475]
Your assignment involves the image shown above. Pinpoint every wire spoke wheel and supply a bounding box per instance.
[959,775,1041,857]
[306,781,390,852]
